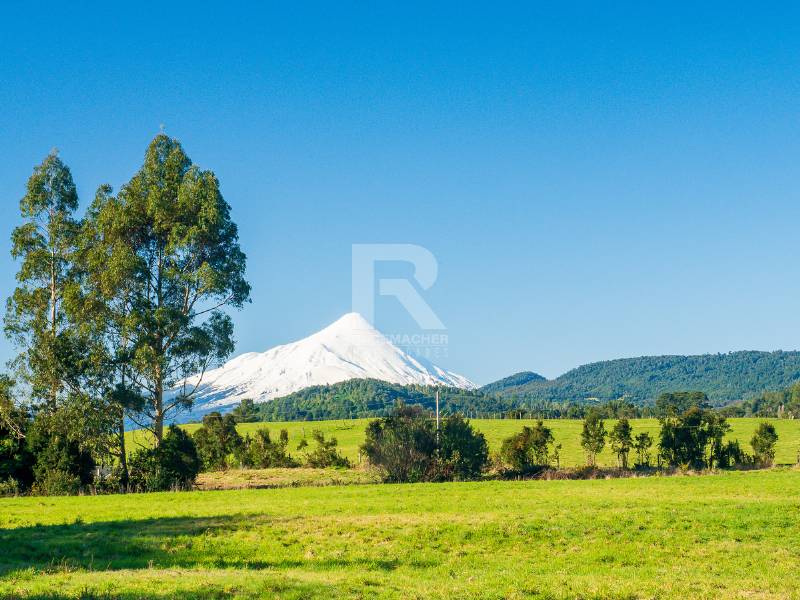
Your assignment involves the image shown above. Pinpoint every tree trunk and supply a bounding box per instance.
[118,406,129,491]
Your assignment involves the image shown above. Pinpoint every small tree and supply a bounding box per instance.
[609,418,633,469]
[633,432,653,468]
[580,410,606,467]
[751,422,778,467]
[192,411,243,471]
[297,430,350,468]
[499,421,555,473]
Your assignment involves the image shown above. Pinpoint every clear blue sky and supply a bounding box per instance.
[1,2,799,384]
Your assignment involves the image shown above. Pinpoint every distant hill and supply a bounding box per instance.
[480,371,546,394]
[482,351,800,406]
[245,378,513,422]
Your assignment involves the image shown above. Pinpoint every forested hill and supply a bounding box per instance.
[483,351,800,406]
[243,379,515,422]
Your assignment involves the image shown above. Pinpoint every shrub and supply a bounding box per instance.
[361,405,488,482]
[499,421,555,473]
[30,469,82,496]
[437,415,488,480]
[298,430,350,468]
[128,425,200,492]
[361,405,436,482]
[192,412,243,471]
[751,422,779,467]
[26,412,95,493]
[0,477,21,497]
[239,428,297,468]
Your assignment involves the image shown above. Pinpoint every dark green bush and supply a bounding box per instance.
[128,425,200,492]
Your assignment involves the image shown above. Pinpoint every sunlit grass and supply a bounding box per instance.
[1,469,799,598]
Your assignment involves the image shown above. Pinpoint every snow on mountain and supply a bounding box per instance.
[177,312,476,411]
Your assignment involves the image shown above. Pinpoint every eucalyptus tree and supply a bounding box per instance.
[95,135,250,443]
[4,151,81,409]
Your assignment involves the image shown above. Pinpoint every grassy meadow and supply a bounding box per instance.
[0,468,798,598]
[128,417,800,467]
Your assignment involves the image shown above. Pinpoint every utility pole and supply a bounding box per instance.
[435,389,440,444]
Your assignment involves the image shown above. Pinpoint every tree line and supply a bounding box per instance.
[0,136,250,495]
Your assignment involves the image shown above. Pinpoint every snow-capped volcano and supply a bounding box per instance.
[178,312,476,410]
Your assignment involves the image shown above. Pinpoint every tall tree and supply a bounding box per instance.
[5,151,80,409]
[580,410,607,467]
[97,135,250,443]
[609,417,633,469]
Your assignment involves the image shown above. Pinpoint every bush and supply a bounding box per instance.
[499,421,555,474]
[30,469,82,496]
[26,412,95,493]
[362,405,436,482]
[239,428,298,468]
[361,405,488,482]
[298,430,350,468]
[437,415,488,480]
[192,412,243,471]
[751,422,779,467]
[128,425,200,492]
[0,477,21,497]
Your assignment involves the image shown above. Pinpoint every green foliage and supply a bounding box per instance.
[633,431,653,468]
[230,398,261,422]
[580,410,606,466]
[128,425,200,491]
[255,379,509,421]
[655,391,709,416]
[723,382,800,418]
[483,351,800,406]
[751,422,779,466]
[361,405,436,482]
[609,417,633,468]
[4,151,81,409]
[0,378,34,489]
[437,415,489,480]
[192,411,243,471]
[26,409,95,494]
[361,406,489,482]
[499,420,556,473]
[87,135,250,442]
[480,371,546,394]
[297,430,350,468]
[238,428,297,468]
[658,407,731,469]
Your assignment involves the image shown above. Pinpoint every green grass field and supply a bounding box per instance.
[128,417,800,466]
[1,468,799,598]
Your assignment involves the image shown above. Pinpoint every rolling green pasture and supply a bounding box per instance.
[1,469,799,598]
[128,417,800,466]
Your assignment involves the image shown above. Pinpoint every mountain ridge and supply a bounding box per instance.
[482,350,800,405]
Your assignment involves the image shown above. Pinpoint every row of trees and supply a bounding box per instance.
[494,408,779,475]
[0,137,250,494]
